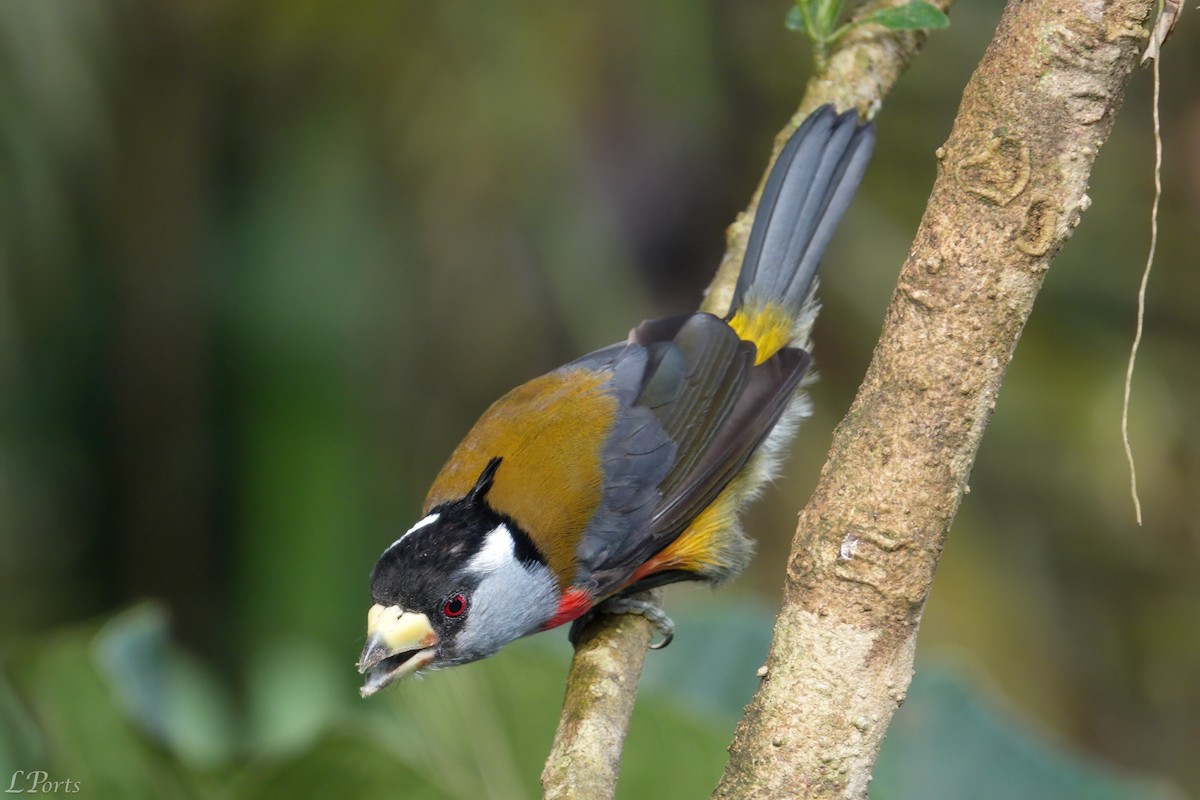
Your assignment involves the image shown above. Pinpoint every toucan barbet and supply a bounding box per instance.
[358,105,875,697]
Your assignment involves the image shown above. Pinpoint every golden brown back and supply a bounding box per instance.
[424,367,616,587]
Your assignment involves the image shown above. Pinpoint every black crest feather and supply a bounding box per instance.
[467,457,502,505]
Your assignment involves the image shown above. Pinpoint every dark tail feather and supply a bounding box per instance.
[729,106,875,315]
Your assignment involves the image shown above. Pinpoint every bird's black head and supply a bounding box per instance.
[358,458,557,696]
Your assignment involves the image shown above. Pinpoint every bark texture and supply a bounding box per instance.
[541,3,954,797]
[714,1,1154,797]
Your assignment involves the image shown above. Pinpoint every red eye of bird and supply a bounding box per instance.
[443,594,467,618]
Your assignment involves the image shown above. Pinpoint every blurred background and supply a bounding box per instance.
[1,1,1197,798]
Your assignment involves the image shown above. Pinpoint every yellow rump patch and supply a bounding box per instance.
[625,490,739,586]
[728,302,794,365]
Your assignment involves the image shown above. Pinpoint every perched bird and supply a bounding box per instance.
[358,105,875,697]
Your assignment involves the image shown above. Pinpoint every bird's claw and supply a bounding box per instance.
[567,596,674,650]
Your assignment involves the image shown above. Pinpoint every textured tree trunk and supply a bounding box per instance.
[714,0,1154,797]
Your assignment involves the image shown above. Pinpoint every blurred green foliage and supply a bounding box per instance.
[1,0,1197,797]
[0,605,1183,799]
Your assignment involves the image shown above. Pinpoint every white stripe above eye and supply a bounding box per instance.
[385,513,441,553]
[468,524,515,575]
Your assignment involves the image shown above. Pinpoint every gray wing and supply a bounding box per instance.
[570,312,810,595]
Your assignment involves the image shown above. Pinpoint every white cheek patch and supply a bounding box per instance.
[469,524,516,575]
[385,513,441,553]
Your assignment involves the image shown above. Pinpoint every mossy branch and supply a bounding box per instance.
[540,591,660,799]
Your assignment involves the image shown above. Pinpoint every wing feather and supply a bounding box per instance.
[577,313,810,595]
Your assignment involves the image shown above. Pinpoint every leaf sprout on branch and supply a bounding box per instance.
[786,0,949,68]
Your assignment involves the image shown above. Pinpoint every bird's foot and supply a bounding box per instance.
[568,596,674,650]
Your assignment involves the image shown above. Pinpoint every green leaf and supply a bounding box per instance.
[814,0,846,35]
[864,1,949,31]
[93,604,238,768]
[245,638,343,757]
[872,666,1183,800]
[786,0,846,42]
[784,5,806,32]
[6,609,221,799]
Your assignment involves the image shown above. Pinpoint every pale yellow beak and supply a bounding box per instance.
[357,603,439,697]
